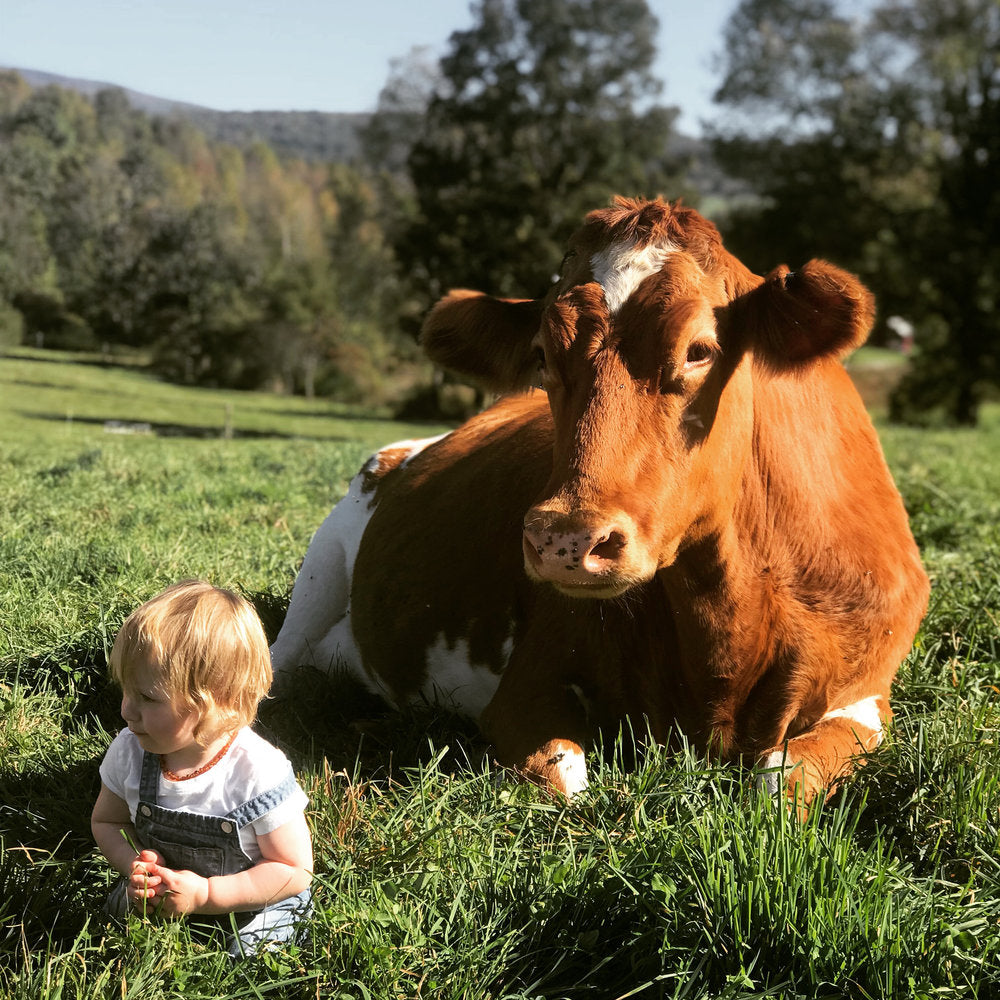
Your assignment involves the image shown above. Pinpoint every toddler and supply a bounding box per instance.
[91,580,313,958]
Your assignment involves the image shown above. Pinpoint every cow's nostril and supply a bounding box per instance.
[588,530,626,564]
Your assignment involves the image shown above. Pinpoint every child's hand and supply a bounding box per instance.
[126,850,166,911]
[143,864,211,917]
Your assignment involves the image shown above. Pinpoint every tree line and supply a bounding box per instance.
[0,72,410,402]
[712,0,999,426]
[1,0,996,424]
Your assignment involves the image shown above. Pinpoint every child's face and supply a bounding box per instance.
[120,651,201,757]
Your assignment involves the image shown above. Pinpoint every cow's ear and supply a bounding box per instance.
[727,260,875,367]
[421,290,545,392]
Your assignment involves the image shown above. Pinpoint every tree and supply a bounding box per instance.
[383,0,685,306]
[141,202,258,385]
[360,46,440,177]
[881,0,1000,425]
[0,83,98,344]
[711,0,1000,425]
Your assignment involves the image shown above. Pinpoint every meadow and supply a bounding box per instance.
[1,346,998,999]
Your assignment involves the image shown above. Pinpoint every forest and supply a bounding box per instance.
[0,0,997,424]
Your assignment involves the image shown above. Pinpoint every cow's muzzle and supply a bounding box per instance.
[522,508,640,596]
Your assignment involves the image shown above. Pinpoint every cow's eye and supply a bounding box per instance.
[685,342,716,367]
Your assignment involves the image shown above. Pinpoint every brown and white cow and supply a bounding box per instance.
[271,197,929,808]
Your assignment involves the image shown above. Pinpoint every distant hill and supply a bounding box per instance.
[8,67,367,162]
[6,67,742,205]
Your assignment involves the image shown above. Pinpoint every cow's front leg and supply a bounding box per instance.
[757,694,888,811]
[479,672,592,798]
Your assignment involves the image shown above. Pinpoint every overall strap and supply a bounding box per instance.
[225,770,298,829]
[139,751,161,803]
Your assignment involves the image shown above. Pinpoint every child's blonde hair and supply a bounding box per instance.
[110,580,272,744]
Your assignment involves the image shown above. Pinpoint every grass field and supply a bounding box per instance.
[1,346,999,999]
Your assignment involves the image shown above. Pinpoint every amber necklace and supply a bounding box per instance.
[160,731,237,781]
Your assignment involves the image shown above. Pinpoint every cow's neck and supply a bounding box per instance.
[658,494,794,756]
[662,520,768,659]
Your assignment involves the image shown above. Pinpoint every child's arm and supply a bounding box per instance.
[91,783,147,876]
[92,783,167,907]
[145,813,313,917]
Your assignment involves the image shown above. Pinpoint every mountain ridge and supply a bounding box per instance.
[7,66,367,162]
[4,66,738,202]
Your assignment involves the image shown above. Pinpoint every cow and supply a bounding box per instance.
[270,197,929,808]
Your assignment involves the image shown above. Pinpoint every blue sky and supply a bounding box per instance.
[0,0,738,135]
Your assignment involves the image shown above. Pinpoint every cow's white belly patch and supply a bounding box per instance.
[270,433,449,690]
[412,633,508,719]
[269,468,371,683]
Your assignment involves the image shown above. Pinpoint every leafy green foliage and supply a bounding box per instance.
[712,0,1000,426]
[0,72,413,403]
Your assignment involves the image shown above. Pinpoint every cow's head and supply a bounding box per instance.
[421,198,874,598]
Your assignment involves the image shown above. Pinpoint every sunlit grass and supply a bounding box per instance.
[1,345,425,444]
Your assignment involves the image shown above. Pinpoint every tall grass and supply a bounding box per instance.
[1,347,998,998]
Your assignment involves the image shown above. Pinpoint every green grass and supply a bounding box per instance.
[1,347,999,999]
[845,345,909,371]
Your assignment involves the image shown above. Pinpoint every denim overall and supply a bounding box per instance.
[107,750,311,958]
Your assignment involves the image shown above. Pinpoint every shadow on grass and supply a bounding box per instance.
[255,665,489,789]
[264,405,451,427]
[20,411,356,442]
[5,377,78,391]
[1,350,146,371]
[0,754,106,954]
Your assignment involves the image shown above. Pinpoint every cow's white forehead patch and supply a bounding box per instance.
[590,238,674,314]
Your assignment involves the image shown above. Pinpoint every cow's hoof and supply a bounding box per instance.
[520,740,590,800]
[755,749,788,800]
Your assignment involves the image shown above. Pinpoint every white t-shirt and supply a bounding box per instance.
[99,727,308,863]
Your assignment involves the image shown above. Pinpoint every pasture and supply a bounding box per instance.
[1,346,998,999]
